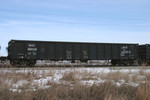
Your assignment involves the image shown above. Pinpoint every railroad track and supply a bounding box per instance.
[0,64,150,69]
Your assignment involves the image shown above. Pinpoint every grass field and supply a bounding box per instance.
[0,66,150,100]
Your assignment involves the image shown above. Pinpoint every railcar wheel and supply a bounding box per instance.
[80,60,88,63]
[129,60,134,65]
[10,60,20,67]
[27,60,36,67]
[10,60,16,66]
[71,60,75,63]
[138,59,143,66]
[122,60,129,66]
[111,60,117,65]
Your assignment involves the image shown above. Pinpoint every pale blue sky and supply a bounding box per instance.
[0,0,150,55]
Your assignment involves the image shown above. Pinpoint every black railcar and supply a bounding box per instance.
[8,40,139,66]
[139,44,150,65]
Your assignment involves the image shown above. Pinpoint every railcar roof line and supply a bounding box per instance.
[10,39,139,45]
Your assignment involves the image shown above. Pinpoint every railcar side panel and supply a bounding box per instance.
[139,45,146,60]
[37,42,46,60]
[105,45,111,59]
[89,44,97,60]
[11,41,25,59]
[81,44,89,60]
[97,45,105,60]
[146,46,150,59]
[56,43,65,60]
[47,43,56,60]
[112,45,119,60]
[120,45,129,59]
[138,44,150,64]
[129,45,137,59]
[72,44,81,60]
[65,43,72,60]
[26,42,37,59]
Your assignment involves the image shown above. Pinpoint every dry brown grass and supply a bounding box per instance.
[99,71,130,82]
[61,71,78,82]
[136,83,150,100]
[104,95,127,100]
[80,70,98,80]
[1,82,150,100]
[0,63,12,68]
[0,68,150,100]
[0,71,36,84]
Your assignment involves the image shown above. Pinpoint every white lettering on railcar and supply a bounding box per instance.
[121,46,128,49]
[27,52,37,56]
[83,51,88,59]
[66,50,72,59]
[120,46,131,56]
[27,48,37,51]
[28,44,36,47]
[32,52,37,55]
[27,52,32,55]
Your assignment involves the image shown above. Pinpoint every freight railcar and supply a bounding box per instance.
[139,44,150,65]
[8,40,139,66]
